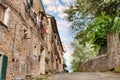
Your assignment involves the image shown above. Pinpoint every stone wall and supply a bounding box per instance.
[80,32,120,72]
[80,54,109,71]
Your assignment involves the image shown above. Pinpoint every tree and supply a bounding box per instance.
[71,40,97,72]
[65,0,120,71]
[64,0,120,31]
[65,0,120,52]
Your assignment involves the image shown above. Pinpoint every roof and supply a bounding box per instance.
[40,0,45,12]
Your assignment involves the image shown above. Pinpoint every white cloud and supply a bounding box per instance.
[42,0,56,12]
[57,20,74,71]
[57,20,70,28]
[57,5,65,12]
[47,6,57,13]
[57,12,65,19]
[61,0,75,5]
[42,0,50,5]
[42,0,71,19]
[57,20,74,44]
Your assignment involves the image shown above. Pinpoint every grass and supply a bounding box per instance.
[114,65,120,73]
[34,76,49,80]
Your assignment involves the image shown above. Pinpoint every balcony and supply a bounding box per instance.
[27,9,48,48]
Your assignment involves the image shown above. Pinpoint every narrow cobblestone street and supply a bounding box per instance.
[48,72,120,80]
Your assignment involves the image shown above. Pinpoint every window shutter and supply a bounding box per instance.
[0,55,8,80]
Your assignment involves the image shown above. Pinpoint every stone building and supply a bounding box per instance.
[46,14,64,73]
[0,0,64,79]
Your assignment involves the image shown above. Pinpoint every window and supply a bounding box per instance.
[26,0,33,10]
[12,58,15,62]
[0,4,5,23]
[54,35,56,39]
[28,0,33,8]
[38,55,41,62]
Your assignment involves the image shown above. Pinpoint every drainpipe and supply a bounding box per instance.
[12,24,23,78]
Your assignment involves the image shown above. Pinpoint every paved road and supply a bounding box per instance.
[49,72,120,80]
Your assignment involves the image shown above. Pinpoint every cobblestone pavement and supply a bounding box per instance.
[48,72,120,80]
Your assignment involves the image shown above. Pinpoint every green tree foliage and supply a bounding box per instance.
[71,40,97,72]
[75,14,111,49]
[64,0,120,50]
[76,14,120,50]
[64,0,120,71]
[64,0,120,28]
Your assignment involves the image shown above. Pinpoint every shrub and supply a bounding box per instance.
[114,66,120,73]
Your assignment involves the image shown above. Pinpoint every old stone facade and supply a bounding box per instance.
[46,15,64,73]
[0,0,64,79]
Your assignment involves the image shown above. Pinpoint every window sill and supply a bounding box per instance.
[0,21,8,28]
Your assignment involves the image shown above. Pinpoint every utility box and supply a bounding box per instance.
[0,54,8,80]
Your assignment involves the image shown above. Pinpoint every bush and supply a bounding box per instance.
[34,76,49,80]
[35,76,44,80]
[114,66,120,73]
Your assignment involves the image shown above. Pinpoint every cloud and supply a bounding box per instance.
[56,20,74,53]
[57,20,74,71]
[42,0,71,19]
[42,0,50,5]
[57,20,74,42]
[42,0,61,11]
[62,0,74,3]
[42,0,56,12]
[57,5,65,11]
[57,20,71,28]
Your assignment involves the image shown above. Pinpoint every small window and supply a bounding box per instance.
[12,58,15,62]
[38,55,41,62]
[28,0,33,8]
[34,45,36,48]
[48,51,50,54]
[54,35,56,39]
[0,4,5,23]
[0,54,2,57]
[26,0,33,10]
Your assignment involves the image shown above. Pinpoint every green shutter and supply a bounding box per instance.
[0,55,8,80]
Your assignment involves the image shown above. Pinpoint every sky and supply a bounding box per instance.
[41,0,75,72]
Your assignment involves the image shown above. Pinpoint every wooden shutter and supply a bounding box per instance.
[0,55,8,80]
[0,4,5,23]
